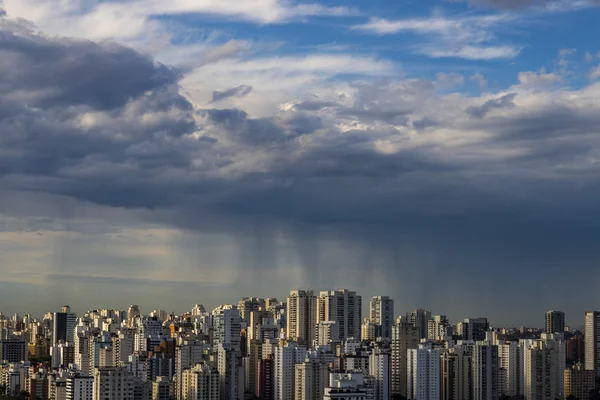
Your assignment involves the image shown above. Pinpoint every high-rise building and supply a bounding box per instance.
[428,315,451,341]
[361,318,377,342]
[258,354,275,400]
[66,375,94,400]
[545,310,565,334]
[565,363,596,400]
[462,318,489,342]
[369,296,394,340]
[238,297,266,322]
[407,309,431,340]
[440,345,473,400]
[391,321,418,397]
[317,290,362,341]
[212,306,242,351]
[287,290,317,346]
[498,341,524,397]
[316,321,339,347]
[473,343,499,400]
[294,360,329,400]
[93,367,134,400]
[369,347,391,400]
[585,311,600,376]
[152,376,170,400]
[407,343,440,400]
[217,343,237,400]
[181,362,220,400]
[274,342,307,400]
[0,340,26,363]
[324,373,370,400]
[52,309,77,345]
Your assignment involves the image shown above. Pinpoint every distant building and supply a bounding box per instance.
[181,363,219,400]
[0,340,26,363]
[369,296,394,340]
[66,374,94,400]
[462,318,489,342]
[317,290,362,341]
[93,367,134,400]
[287,290,317,345]
[294,360,329,400]
[407,343,440,400]
[565,363,595,400]
[585,311,600,376]
[545,310,565,334]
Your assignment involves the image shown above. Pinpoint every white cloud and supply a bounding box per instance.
[353,14,520,60]
[585,51,595,63]
[425,45,520,60]
[471,73,488,89]
[590,64,600,81]
[518,68,562,88]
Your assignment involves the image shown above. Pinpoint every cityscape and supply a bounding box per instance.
[0,291,597,399]
[2,0,600,400]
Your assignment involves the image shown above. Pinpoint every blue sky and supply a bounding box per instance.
[1,0,600,326]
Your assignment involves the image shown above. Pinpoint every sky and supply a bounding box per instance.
[1,0,600,327]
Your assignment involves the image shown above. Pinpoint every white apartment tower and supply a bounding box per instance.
[65,375,94,400]
[585,311,600,376]
[181,363,220,400]
[93,367,134,400]
[370,348,391,400]
[317,289,362,341]
[407,343,440,400]
[274,341,308,400]
[369,296,394,340]
[286,290,317,346]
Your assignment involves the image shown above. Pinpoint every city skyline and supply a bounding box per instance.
[2,0,600,327]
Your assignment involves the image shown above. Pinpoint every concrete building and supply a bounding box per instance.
[369,296,394,340]
[361,319,377,342]
[391,321,418,397]
[317,290,362,341]
[406,309,431,340]
[286,290,317,346]
[585,311,600,376]
[324,373,369,400]
[524,334,566,400]
[316,321,339,347]
[498,341,524,397]
[212,306,241,351]
[473,343,499,400]
[545,310,565,334]
[565,363,595,400]
[66,375,94,400]
[152,376,170,400]
[428,315,451,341]
[369,347,391,400]
[440,345,473,400]
[52,309,77,345]
[181,363,219,400]
[294,360,329,400]
[0,340,26,363]
[93,367,134,400]
[462,318,489,342]
[274,341,307,400]
[217,343,237,400]
[407,343,440,400]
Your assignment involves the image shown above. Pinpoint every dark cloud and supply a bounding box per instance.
[0,24,181,110]
[466,92,517,118]
[211,84,253,103]
[3,18,600,323]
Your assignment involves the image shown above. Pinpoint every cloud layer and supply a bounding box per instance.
[1,5,600,324]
